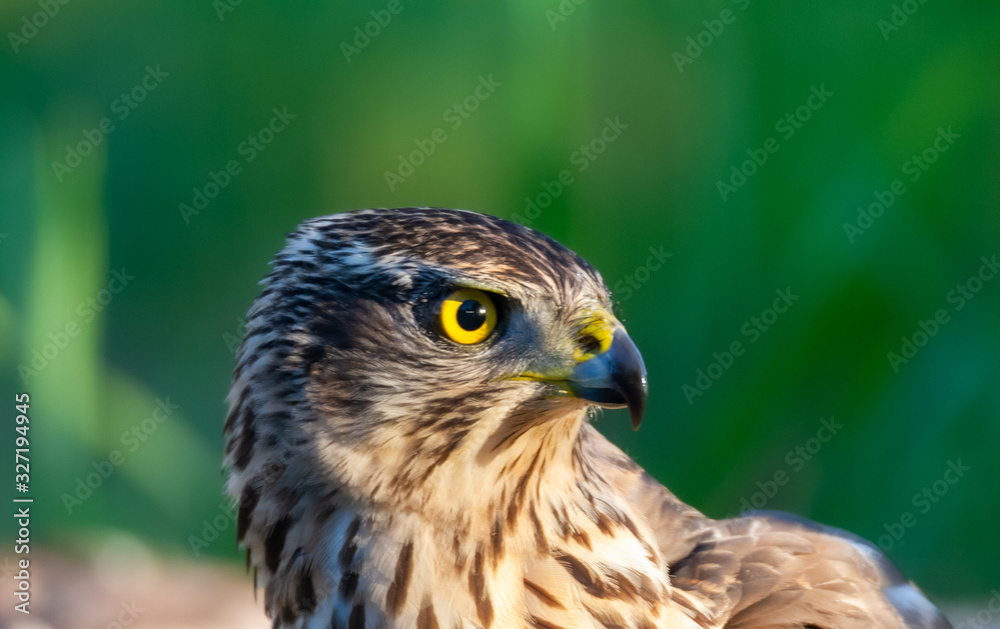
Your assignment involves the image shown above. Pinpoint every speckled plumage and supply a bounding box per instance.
[224,208,951,629]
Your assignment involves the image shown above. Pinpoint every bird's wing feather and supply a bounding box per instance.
[582,425,952,629]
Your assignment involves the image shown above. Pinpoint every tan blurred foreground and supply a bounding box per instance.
[0,536,268,629]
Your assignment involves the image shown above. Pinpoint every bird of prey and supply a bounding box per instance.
[224,208,951,629]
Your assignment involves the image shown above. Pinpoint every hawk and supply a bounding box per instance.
[224,208,951,629]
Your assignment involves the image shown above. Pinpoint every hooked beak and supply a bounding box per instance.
[566,328,648,429]
[513,316,649,430]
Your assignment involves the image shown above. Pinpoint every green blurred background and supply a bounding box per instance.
[1,0,997,610]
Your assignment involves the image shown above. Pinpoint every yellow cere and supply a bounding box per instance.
[573,313,615,362]
[438,288,498,345]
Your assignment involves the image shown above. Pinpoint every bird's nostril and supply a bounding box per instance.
[577,334,602,357]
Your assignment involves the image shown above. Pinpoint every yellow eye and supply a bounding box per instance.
[438,288,498,345]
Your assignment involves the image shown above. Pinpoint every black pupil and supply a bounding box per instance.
[456,300,488,331]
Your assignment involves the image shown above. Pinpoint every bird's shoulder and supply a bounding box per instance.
[581,426,951,629]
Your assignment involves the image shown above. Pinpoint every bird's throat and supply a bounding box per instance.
[314,417,677,629]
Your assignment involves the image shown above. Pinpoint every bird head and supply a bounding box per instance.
[225,208,647,509]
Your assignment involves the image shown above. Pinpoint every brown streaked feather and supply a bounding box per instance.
[585,425,951,629]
